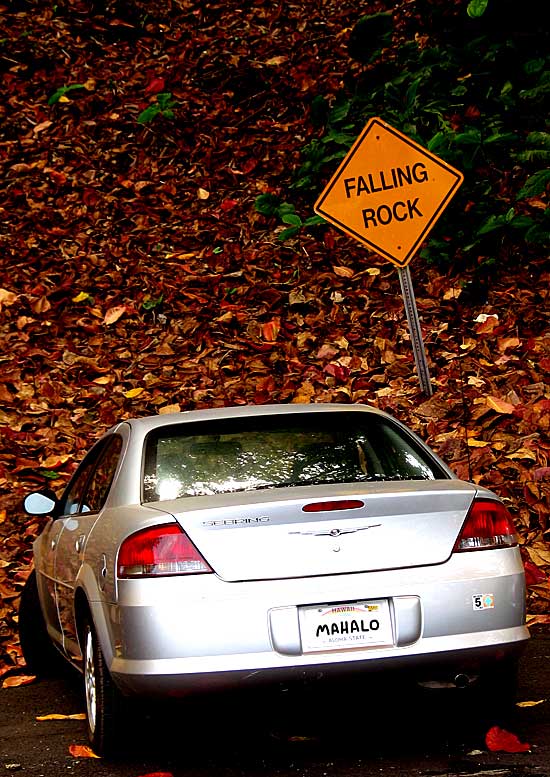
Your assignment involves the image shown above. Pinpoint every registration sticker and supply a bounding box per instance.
[473,593,495,610]
[298,599,393,653]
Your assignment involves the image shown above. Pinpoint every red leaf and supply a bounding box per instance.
[485,726,531,753]
[324,363,348,382]
[523,560,547,586]
[220,198,238,212]
[2,674,36,688]
[136,773,174,777]
[144,76,166,96]
[68,744,100,758]
[262,318,280,342]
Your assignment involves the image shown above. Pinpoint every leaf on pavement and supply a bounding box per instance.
[485,725,531,752]
[36,713,86,721]
[516,699,546,708]
[2,675,37,688]
[136,773,174,777]
[69,744,100,758]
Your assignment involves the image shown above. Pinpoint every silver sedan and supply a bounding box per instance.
[20,403,528,755]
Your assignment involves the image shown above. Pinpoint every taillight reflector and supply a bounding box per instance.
[118,524,212,578]
[454,499,517,552]
[302,500,364,512]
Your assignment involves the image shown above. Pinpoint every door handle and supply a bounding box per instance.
[99,554,108,591]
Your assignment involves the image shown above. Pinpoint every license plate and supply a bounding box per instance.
[298,599,393,653]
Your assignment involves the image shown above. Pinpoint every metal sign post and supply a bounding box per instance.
[397,265,433,396]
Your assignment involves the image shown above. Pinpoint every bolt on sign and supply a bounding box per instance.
[314,117,464,268]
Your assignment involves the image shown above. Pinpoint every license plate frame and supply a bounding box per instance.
[298,599,393,653]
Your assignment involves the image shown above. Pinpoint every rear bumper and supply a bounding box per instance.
[107,548,528,697]
[112,626,528,696]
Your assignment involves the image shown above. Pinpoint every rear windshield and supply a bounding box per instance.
[142,412,447,502]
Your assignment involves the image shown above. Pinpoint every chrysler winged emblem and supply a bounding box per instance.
[289,524,381,537]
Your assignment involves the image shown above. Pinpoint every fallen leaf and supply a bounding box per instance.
[316,343,339,360]
[0,288,17,308]
[506,447,537,461]
[68,744,100,758]
[262,318,280,342]
[104,305,126,325]
[527,614,550,626]
[123,387,144,399]
[37,713,86,721]
[33,120,53,135]
[516,699,546,708]
[72,292,91,303]
[135,773,174,777]
[332,265,354,278]
[485,725,531,753]
[474,313,499,324]
[524,560,547,586]
[467,438,490,448]
[2,675,37,688]
[486,396,516,414]
[264,55,288,65]
[159,404,181,414]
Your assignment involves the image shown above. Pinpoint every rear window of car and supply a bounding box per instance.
[142,412,448,502]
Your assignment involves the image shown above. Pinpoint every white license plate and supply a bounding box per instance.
[298,599,393,653]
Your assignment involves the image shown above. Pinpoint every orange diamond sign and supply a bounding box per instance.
[314,117,464,267]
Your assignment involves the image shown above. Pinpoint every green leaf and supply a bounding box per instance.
[278,226,301,241]
[516,169,550,199]
[281,213,302,227]
[157,92,175,109]
[329,99,351,125]
[467,0,489,18]
[510,214,534,230]
[137,104,161,124]
[477,214,506,235]
[303,214,325,227]
[47,83,86,105]
[254,193,281,216]
[142,295,163,310]
[524,58,546,76]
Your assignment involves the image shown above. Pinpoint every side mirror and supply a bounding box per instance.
[24,490,58,516]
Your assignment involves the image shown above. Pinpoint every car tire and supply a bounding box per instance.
[476,657,519,727]
[18,569,63,675]
[83,616,126,757]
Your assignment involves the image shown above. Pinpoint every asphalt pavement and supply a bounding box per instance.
[1,629,549,777]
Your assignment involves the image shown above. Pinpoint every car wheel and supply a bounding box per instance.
[476,658,519,727]
[83,616,125,757]
[18,569,62,675]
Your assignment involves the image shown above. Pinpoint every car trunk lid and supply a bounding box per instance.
[161,480,477,581]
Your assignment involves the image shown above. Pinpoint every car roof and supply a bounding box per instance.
[115,403,388,436]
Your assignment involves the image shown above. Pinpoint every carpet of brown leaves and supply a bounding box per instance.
[0,0,548,673]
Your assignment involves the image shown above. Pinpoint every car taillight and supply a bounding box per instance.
[118,524,212,578]
[454,499,518,552]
